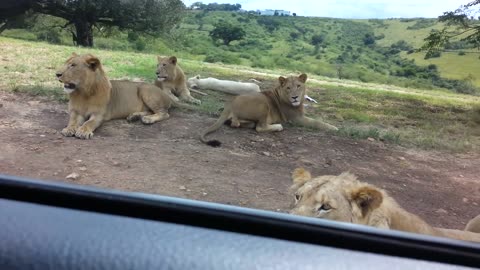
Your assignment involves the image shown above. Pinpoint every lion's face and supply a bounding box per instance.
[277,74,307,107]
[56,53,101,94]
[187,75,201,89]
[156,56,178,82]
[289,168,383,225]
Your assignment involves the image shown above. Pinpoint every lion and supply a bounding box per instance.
[187,75,261,95]
[56,53,193,139]
[289,168,480,242]
[199,74,338,147]
[155,56,201,105]
[465,215,480,233]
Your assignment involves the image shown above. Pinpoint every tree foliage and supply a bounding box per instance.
[209,21,245,45]
[1,0,185,47]
[189,2,241,11]
[421,1,480,54]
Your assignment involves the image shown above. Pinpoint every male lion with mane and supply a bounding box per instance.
[289,168,480,242]
[199,74,338,147]
[56,53,192,139]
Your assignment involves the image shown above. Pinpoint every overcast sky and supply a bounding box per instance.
[182,0,462,18]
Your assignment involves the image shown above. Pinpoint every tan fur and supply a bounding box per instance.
[465,215,480,233]
[289,168,480,242]
[155,56,201,105]
[199,74,338,147]
[56,53,193,139]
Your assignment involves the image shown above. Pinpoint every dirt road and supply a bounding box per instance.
[0,91,479,229]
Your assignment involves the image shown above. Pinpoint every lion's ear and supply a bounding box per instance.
[278,76,287,86]
[292,167,312,185]
[85,55,101,71]
[169,56,177,65]
[349,186,383,217]
[298,73,307,83]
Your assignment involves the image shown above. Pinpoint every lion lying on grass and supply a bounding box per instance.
[56,53,193,139]
[187,75,261,95]
[289,168,480,242]
[155,56,201,105]
[199,74,338,147]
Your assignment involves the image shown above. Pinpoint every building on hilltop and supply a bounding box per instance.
[257,9,291,16]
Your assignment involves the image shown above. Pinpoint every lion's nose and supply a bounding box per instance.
[56,73,62,78]
[292,96,299,100]
[155,71,160,75]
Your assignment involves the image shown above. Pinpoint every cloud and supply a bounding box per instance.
[182,0,462,18]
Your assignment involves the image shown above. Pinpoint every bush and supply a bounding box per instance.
[36,29,62,44]
[424,50,441,59]
[204,51,241,65]
[135,39,146,51]
[458,51,466,56]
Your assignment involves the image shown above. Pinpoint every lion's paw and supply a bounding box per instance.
[75,127,94,139]
[61,127,76,137]
[141,116,156,125]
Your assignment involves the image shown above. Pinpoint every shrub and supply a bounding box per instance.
[204,51,241,65]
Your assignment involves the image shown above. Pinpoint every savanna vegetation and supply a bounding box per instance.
[1,1,480,152]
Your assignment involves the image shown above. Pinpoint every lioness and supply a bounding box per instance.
[155,56,201,105]
[199,74,338,147]
[187,75,261,95]
[289,168,480,242]
[56,53,192,139]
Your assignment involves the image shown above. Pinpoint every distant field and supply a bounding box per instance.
[405,51,480,86]
[1,37,479,152]
[3,12,479,90]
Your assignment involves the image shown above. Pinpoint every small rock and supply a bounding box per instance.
[300,158,314,166]
[459,175,464,178]
[179,185,187,190]
[112,161,121,167]
[435,208,448,214]
[202,192,208,196]
[79,166,87,171]
[262,151,271,157]
[367,137,375,142]
[40,134,46,138]
[76,160,83,163]
[298,137,303,140]
[66,172,80,180]
[393,171,398,175]
[462,198,469,203]
[398,157,406,161]
[325,157,333,166]
[0,104,3,108]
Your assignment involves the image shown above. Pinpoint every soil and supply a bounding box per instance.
[0,91,479,230]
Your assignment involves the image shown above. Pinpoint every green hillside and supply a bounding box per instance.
[2,11,479,93]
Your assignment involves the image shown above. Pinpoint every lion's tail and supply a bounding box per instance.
[199,105,231,147]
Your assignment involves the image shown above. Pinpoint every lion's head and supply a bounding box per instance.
[276,74,307,107]
[56,53,106,95]
[187,75,201,89]
[156,56,178,82]
[289,168,384,225]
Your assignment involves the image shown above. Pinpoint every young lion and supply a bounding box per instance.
[56,53,192,139]
[289,168,480,242]
[155,56,201,105]
[199,74,338,147]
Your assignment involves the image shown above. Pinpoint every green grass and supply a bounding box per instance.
[1,36,479,152]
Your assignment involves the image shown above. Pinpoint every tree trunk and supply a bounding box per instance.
[74,20,93,47]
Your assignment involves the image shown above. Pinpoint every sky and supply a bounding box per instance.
[182,0,463,19]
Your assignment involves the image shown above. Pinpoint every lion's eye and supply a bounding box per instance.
[318,204,332,212]
[162,63,167,67]
[70,63,76,67]
[297,85,301,88]
[294,194,301,202]
[287,87,291,90]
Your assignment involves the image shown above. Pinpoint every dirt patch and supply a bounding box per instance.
[0,91,479,230]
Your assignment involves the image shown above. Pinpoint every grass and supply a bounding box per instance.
[1,36,479,152]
